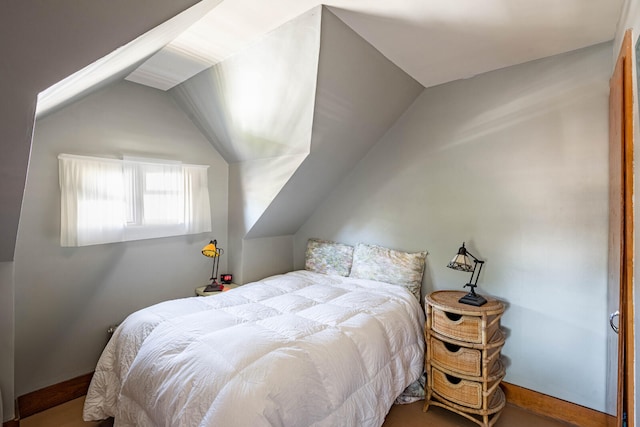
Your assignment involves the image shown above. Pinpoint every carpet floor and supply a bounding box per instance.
[20,396,575,427]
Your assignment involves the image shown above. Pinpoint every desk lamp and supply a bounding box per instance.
[447,242,487,306]
[202,239,224,292]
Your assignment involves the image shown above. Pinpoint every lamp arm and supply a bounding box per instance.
[472,260,484,286]
[213,254,219,282]
[462,247,484,286]
[465,249,479,262]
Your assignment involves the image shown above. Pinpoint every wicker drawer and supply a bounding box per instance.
[431,367,499,409]
[432,307,499,344]
[431,337,482,377]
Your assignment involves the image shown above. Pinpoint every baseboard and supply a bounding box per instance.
[502,382,616,427]
[16,372,93,419]
[6,374,615,427]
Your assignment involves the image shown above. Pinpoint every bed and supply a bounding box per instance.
[83,240,427,427]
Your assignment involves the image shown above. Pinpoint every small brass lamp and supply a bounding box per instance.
[202,239,224,292]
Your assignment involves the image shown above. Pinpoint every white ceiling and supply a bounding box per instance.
[126,0,625,91]
[35,0,224,117]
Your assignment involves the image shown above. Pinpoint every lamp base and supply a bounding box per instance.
[459,292,487,306]
[203,282,223,292]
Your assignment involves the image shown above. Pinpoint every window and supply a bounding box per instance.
[58,154,211,247]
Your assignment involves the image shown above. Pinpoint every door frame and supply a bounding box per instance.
[610,28,635,427]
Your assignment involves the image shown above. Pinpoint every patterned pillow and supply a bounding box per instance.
[304,238,355,277]
[349,243,427,300]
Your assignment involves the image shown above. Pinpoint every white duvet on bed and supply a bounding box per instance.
[83,270,425,427]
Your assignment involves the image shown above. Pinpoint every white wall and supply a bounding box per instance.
[295,43,611,411]
[0,262,13,421]
[13,80,228,396]
[240,236,295,284]
[614,0,639,55]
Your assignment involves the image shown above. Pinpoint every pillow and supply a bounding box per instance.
[349,243,427,300]
[304,238,355,277]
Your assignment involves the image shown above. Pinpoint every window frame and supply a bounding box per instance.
[58,154,211,247]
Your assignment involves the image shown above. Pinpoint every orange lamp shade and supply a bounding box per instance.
[202,240,220,258]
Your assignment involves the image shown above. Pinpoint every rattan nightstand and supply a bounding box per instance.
[423,290,506,427]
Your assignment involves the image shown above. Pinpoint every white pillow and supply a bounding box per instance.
[350,243,427,300]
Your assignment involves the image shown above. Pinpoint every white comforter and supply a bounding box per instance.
[84,270,425,427]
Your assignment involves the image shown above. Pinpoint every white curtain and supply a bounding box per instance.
[59,154,212,247]
[183,164,212,234]
[59,155,126,246]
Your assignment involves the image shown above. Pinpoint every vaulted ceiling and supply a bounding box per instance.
[170,6,423,241]
[37,0,624,117]
[0,0,219,262]
[128,0,625,90]
[1,0,625,262]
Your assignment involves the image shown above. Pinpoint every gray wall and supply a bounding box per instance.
[0,2,219,420]
[238,235,296,284]
[295,43,611,412]
[0,0,206,263]
[172,7,322,285]
[3,5,617,419]
[0,262,13,420]
[14,81,228,396]
[245,7,424,239]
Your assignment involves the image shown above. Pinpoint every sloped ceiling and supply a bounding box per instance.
[113,0,627,245]
[245,7,424,238]
[171,7,423,240]
[0,0,216,262]
[2,0,625,262]
[32,0,625,118]
[35,0,223,118]
[127,0,624,90]
[171,8,321,163]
